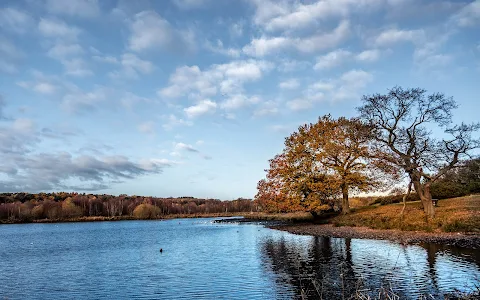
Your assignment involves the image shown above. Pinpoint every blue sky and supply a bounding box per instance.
[0,0,479,199]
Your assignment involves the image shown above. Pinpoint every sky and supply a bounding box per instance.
[0,0,479,199]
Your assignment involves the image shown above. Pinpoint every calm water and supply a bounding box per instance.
[0,218,479,299]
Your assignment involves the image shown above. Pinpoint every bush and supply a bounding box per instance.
[61,198,82,218]
[31,205,45,219]
[431,181,468,199]
[133,203,161,219]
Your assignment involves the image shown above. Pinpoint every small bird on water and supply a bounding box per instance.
[159,248,163,253]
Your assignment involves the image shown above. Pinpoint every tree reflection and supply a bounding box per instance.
[260,236,371,299]
[260,236,480,299]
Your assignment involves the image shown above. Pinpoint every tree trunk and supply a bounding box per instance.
[421,183,435,218]
[341,184,350,214]
[411,176,435,218]
[400,181,413,216]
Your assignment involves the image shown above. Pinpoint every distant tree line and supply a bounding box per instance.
[430,158,480,199]
[0,192,255,223]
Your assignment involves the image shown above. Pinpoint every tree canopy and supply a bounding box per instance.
[255,115,389,215]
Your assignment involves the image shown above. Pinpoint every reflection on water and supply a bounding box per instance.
[260,234,480,299]
[0,219,478,299]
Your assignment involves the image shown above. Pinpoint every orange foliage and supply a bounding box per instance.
[255,115,392,214]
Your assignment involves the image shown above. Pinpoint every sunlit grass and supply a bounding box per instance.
[332,195,480,233]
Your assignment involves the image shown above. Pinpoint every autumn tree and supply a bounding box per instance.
[255,154,293,213]
[358,86,480,218]
[256,115,387,215]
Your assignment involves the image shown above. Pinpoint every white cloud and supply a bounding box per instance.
[45,0,100,18]
[0,111,172,192]
[221,94,260,110]
[312,48,381,71]
[243,36,289,57]
[38,18,81,40]
[310,81,335,91]
[286,97,322,111]
[356,49,381,62]
[159,60,272,100]
[413,43,452,72]
[62,86,109,113]
[340,69,373,87]
[93,55,119,64]
[184,99,217,118]
[128,10,195,53]
[109,53,154,79]
[62,58,93,77]
[250,0,290,29]
[216,60,271,81]
[374,28,424,46]
[279,78,300,90]
[277,59,311,72]
[175,142,199,152]
[138,121,156,135]
[0,7,34,33]
[253,100,279,117]
[162,114,193,130]
[243,20,350,56]
[205,40,241,58]
[451,0,480,27]
[229,21,244,38]
[33,82,57,95]
[12,118,35,133]
[173,141,212,160]
[159,65,214,98]
[314,49,351,70]
[251,0,376,33]
[89,46,101,55]
[286,69,373,111]
[120,92,154,110]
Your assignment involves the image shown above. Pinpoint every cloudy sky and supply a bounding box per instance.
[0,0,479,199]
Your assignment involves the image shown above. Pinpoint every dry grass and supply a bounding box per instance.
[349,197,378,208]
[332,195,480,233]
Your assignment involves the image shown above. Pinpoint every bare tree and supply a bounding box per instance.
[358,86,479,218]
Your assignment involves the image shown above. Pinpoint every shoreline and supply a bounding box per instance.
[0,213,244,225]
[269,223,480,249]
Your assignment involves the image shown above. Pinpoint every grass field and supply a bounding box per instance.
[332,195,480,233]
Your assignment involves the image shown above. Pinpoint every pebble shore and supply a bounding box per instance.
[269,223,480,249]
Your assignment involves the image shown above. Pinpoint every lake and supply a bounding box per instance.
[0,218,479,299]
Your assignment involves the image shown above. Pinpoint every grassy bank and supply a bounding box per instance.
[332,195,480,233]
[247,195,480,234]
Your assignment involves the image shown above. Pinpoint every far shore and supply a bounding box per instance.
[269,223,480,249]
[0,212,245,225]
